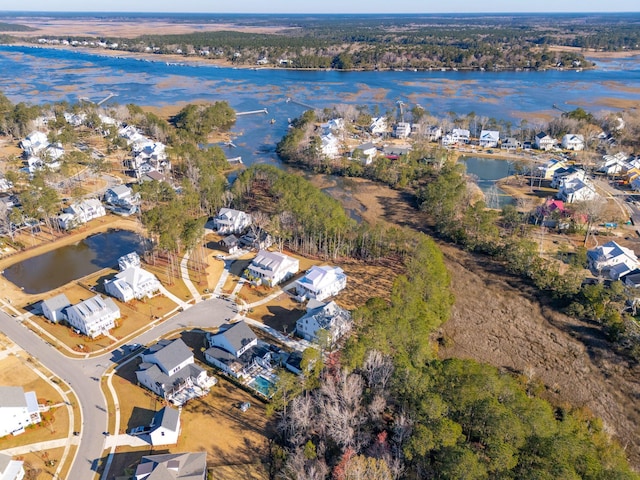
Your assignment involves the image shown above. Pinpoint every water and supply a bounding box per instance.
[249,375,276,397]
[3,229,147,294]
[1,45,639,169]
[460,156,514,208]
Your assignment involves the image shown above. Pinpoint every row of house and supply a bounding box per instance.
[19,130,65,175]
[537,159,599,203]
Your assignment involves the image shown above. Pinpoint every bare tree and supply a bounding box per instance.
[362,350,394,393]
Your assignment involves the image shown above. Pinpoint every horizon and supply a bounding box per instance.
[2,10,640,15]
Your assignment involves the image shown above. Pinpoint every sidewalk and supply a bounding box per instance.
[0,437,76,456]
[180,251,202,303]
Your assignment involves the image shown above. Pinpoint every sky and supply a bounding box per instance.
[2,0,639,13]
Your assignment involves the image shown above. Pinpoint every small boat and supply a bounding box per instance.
[270,118,276,124]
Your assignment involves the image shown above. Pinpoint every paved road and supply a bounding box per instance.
[0,296,236,479]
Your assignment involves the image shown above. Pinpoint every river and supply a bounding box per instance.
[1,45,640,169]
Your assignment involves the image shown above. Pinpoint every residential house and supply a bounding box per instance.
[320,133,340,159]
[136,338,212,405]
[561,134,585,151]
[500,137,521,150]
[557,177,598,204]
[369,117,387,135]
[239,231,273,250]
[41,293,71,323]
[295,299,352,346]
[425,125,442,142]
[534,198,566,227]
[104,267,161,303]
[58,199,106,230]
[321,118,344,135]
[534,132,556,151]
[118,252,141,271]
[479,130,500,148]
[550,167,587,189]
[442,128,470,146]
[392,122,411,139]
[19,131,48,157]
[133,452,206,480]
[218,235,241,254]
[294,265,347,302]
[148,407,181,446]
[246,250,299,287]
[597,152,629,176]
[536,158,567,180]
[0,453,24,480]
[0,175,12,192]
[65,295,120,338]
[63,112,86,127]
[104,185,138,208]
[204,321,274,379]
[588,241,640,280]
[353,142,377,165]
[0,386,41,437]
[213,208,252,235]
[383,145,411,160]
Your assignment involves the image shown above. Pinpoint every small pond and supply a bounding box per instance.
[460,156,515,208]
[3,229,148,294]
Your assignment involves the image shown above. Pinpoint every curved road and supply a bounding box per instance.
[0,297,236,479]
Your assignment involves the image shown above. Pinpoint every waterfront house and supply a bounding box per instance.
[561,134,585,151]
[0,453,25,480]
[148,406,181,446]
[58,199,106,230]
[369,117,387,135]
[550,167,587,189]
[501,137,521,150]
[321,118,344,135]
[136,338,213,405]
[213,208,252,235]
[294,265,347,302]
[479,130,500,148]
[534,132,556,151]
[353,142,377,165]
[63,112,86,127]
[320,133,340,159]
[0,386,41,437]
[218,235,241,254]
[104,267,161,303]
[557,177,598,204]
[104,185,138,208]
[19,131,48,157]
[425,125,443,141]
[393,122,412,139]
[133,452,207,480]
[204,321,274,379]
[41,293,71,323]
[295,299,352,346]
[65,295,120,338]
[588,241,640,280]
[246,250,299,287]
[442,128,470,146]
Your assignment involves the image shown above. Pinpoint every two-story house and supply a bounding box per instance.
[294,265,347,302]
[65,295,120,338]
[246,250,299,287]
[295,300,352,346]
[213,208,252,235]
[104,267,161,303]
[0,386,41,437]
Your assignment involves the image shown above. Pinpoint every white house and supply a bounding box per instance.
[58,199,106,230]
[393,122,411,139]
[353,142,377,165]
[550,167,587,189]
[295,300,352,346]
[19,131,48,156]
[321,118,344,135]
[204,321,269,379]
[0,453,25,480]
[104,185,138,207]
[320,133,340,159]
[562,134,585,151]
[65,295,120,338]
[442,128,470,146]
[104,267,161,303]
[557,177,598,204]
[500,137,521,150]
[597,152,629,176]
[294,265,347,302]
[534,132,556,151]
[118,252,141,271]
[425,125,443,142]
[41,293,71,323]
[136,339,213,405]
[148,407,181,446]
[246,250,299,287]
[588,241,640,280]
[213,208,252,234]
[0,386,41,437]
[369,117,387,135]
[479,130,500,148]
[133,452,206,480]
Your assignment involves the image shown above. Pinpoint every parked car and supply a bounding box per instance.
[239,402,251,412]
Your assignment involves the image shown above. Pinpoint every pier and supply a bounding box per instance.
[226,156,243,165]
[236,108,268,116]
[286,97,315,110]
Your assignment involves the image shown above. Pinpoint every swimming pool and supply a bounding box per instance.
[249,375,276,397]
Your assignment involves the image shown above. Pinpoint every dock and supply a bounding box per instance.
[226,156,243,165]
[236,108,268,116]
[286,97,315,110]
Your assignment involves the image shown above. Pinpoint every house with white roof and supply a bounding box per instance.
[369,117,387,135]
[58,199,106,230]
[104,185,138,208]
[557,177,598,203]
[442,128,471,146]
[118,252,141,271]
[133,452,206,480]
[479,130,500,148]
[320,133,340,159]
[41,293,71,323]
[246,250,299,287]
[501,137,521,150]
[550,167,587,189]
[296,300,352,346]
[597,152,629,176]
[0,453,25,480]
[294,265,347,302]
[136,339,214,406]
[321,118,344,135]
[588,241,640,280]
[353,142,377,165]
[19,131,48,157]
[204,321,274,379]
[561,134,585,151]
[104,267,161,303]
[63,112,86,127]
[213,208,252,234]
[0,175,12,192]
[65,295,120,338]
[425,125,442,142]
[0,386,41,437]
[534,132,556,151]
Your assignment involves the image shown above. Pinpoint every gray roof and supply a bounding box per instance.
[135,452,207,480]
[145,338,193,374]
[0,386,27,408]
[66,295,119,322]
[0,453,10,474]
[42,293,71,312]
[215,321,257,354]
[151,406,180,433]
